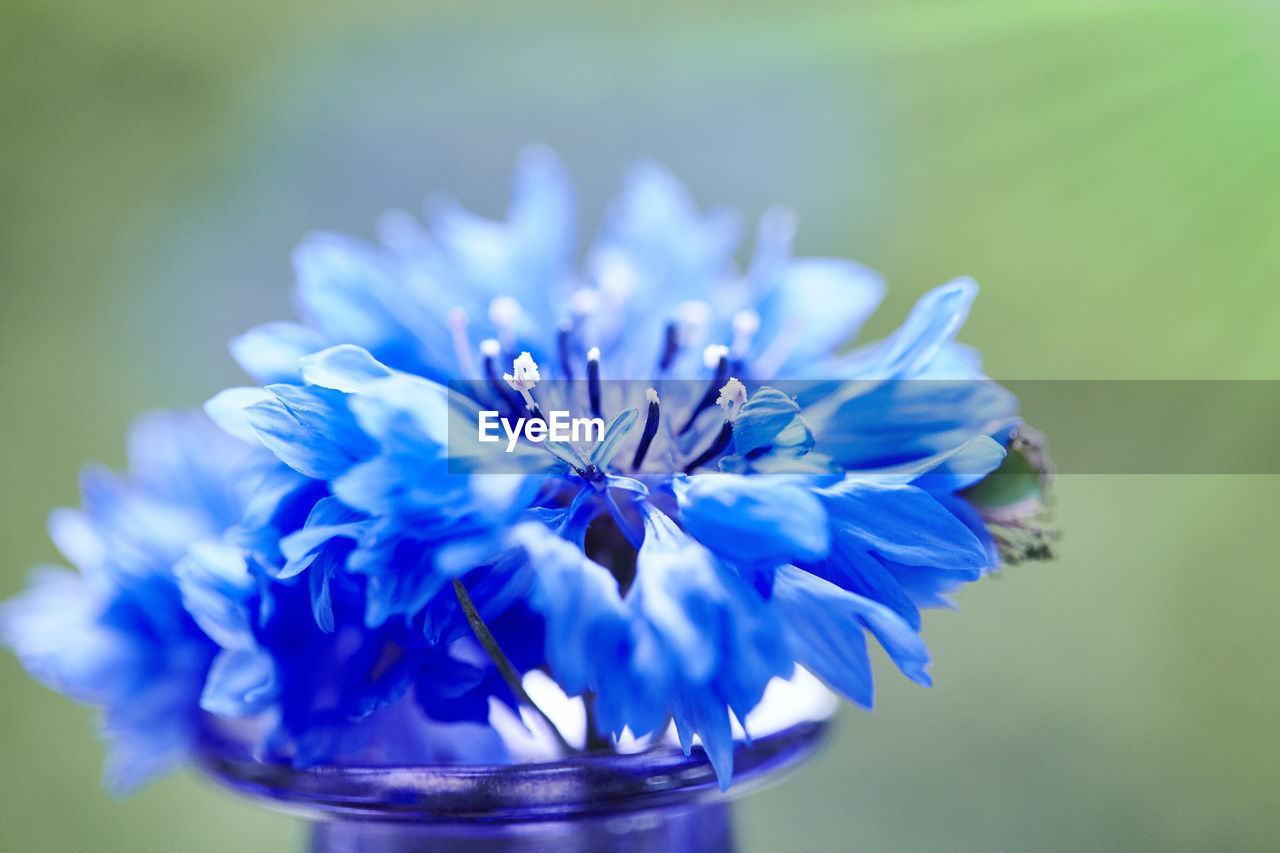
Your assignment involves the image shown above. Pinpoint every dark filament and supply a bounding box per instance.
[677,354,730,435]
[631,396,661,470]
[683,420,733,474]
[587,353,602,418]
[657,322,680,373]
[483,353,523,416]
[557,325,575,382]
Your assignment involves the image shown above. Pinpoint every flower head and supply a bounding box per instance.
[3,147,1051,792]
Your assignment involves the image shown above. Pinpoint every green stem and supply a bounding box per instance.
[452,577,573,755]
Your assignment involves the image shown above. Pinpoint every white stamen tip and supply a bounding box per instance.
[703,344,730,370]
[676,300,713,329]
[732,309,761,339]
[597,257,638,300]
[479,338,502,358]
[645,387,660,405]
[587,346,601,363]
[716,377,748,417]
[504,352,540,391]
[568,287,602,316]
[488,296,522,329]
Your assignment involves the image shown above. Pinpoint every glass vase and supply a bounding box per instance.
[195,715,830,852]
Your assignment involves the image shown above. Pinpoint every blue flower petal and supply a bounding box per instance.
[230,321,327,384]
[773,564,932,703]
[510,522,627,696]
[676,473,830,566]
[292,234,452,377]
[728,387,813,458]
[175,541,256,649]
[670,689,735,791]
[200,646,278,716]
[757,258,885,372]
[842,277,978,378]
[244,385,377,480]
[818,480,990,571]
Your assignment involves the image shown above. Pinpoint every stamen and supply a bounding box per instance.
[656,303,712,374]
[677,347,731,435]
[597,256,638,302]
[731,310,761,355]
[557,321,575,382]
[677,300,713,348]
[447,307,476,377]
[631,388,661,471]
[489,296,522,352]
[730,310,760,375]
[568,288,602,357]
[504,352,540,391]
[658,321,680,373]
[683,420,733,474]
[716,377,748,420]
[481,338,522,414]
[503,352,541,415]
[587,347,602,419]
[568,287,602,318]
[702,344,730,370]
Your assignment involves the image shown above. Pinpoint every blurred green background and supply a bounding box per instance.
[2,1,1278,850]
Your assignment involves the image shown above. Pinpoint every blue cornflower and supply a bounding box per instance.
[207,149,1031,787]
[4,147,1051,794]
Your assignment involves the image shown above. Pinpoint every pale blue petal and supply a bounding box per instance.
[229,321,326,384]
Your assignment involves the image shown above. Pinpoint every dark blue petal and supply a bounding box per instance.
[413,651,500,724]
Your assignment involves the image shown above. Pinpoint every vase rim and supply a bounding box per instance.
[195,716,830,823]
